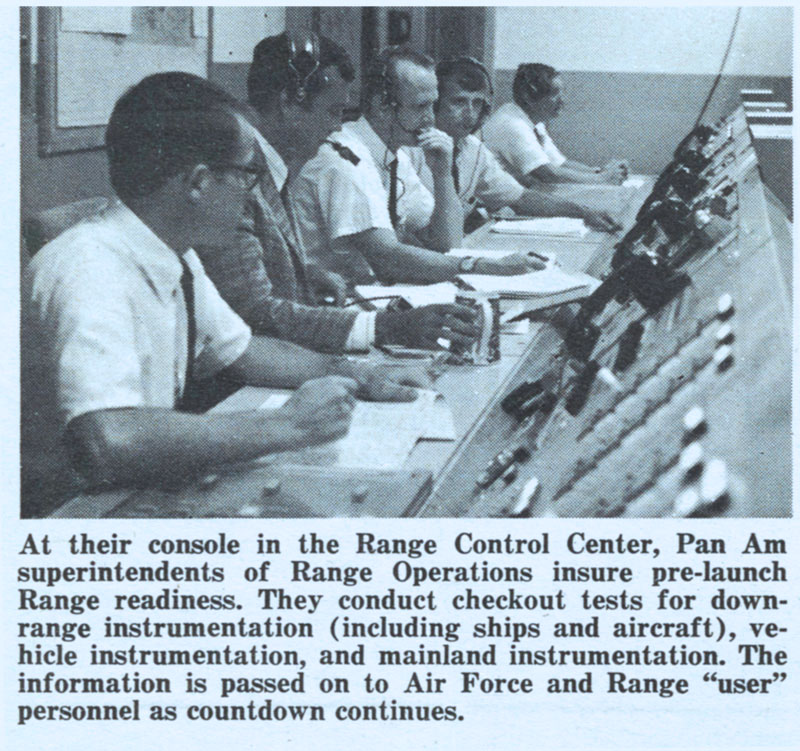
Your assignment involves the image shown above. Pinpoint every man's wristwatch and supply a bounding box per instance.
[458,256,478,273]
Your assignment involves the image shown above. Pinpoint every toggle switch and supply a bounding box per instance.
[713,344,734,371]
[351,484,370,504]
[614,321,645,372]
[682,406,707,438]
[261,478,282,498]
[717,293,734,319]
[673,487,702,517]
[476,449,516,489]
[679,442,704,479]
[565,360,600,416]
[700,458,729,505]
[507,477,540,518]
[715,323,734,345]
[198,473,219,490]
[500,464,519,486]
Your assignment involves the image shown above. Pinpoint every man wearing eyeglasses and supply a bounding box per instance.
[21,72,428,517]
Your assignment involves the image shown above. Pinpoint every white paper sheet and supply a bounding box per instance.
[490,217,589,238]
[623,176,647,188]
[191,7,209,38]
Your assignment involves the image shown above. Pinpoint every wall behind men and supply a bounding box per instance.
[490,6,792,174]
[21,7,792,224]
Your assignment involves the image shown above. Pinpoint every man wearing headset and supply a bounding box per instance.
[290,46,539,284]
[404,57,621,232]
[483,63,629,186]
[197,33,480,352]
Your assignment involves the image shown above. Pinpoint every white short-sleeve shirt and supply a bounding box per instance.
[290,117,434,278]
[21,202,251,508]
[482,102,567,180]
[404,133,525,215]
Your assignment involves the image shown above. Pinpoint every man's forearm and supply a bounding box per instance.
[512,187,586,219]
[340,231,461,284]
[66,407,307,487]
[227,336,333,388]
[529,163,604,185]
[562,159,599,174]
[426,167,463,252]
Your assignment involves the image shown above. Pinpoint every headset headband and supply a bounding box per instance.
[377,47,402,109]
[286,31,321,103]
[436,56,494,100]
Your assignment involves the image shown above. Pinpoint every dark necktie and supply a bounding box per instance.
[279,181,291,214]
[177,257,196,410]
[452,143,461,194]
[278,179,311,298]
[387,157,400,228]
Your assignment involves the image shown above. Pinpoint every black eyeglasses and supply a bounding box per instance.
[211,162,268,191]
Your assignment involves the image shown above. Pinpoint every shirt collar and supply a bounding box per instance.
[106,202,184,304]
[506,101,537,131]
[342,117,395,171]
[252,129,289,191]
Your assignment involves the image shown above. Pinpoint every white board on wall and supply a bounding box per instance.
[61,7,132,35]
[56,32,207,127]
[37,7,211,154]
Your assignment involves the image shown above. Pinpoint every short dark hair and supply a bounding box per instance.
[106,72,243,202]
[361,46,434,113]
[248,32,355,113]
[436,58,492,98]
[513,63,559,106]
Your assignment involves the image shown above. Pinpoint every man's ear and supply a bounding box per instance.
[185,164,213,204]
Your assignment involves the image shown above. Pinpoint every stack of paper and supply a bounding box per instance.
[458,266,600,308]
[354,282,459,308]
[491,217,589,238]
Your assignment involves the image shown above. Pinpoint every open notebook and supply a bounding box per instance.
[259,389,456,470]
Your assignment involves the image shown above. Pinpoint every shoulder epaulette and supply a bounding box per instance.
[324,140,360,166]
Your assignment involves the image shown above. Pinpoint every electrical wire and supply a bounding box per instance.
[693,7,742,129]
